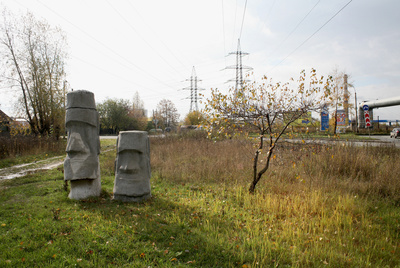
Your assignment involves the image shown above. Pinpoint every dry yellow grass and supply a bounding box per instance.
[150,135,400,203]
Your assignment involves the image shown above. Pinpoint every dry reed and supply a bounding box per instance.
[0,135,65,159]
[150,135,400,203]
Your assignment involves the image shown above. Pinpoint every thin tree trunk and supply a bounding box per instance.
[248,111,306,193]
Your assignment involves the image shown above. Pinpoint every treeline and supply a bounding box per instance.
[98,96,148,135]
[97,95,181,135]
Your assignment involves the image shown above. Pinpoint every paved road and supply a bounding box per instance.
[353,135,400,147]
[101,134,400,147]
[373,135,400,143]
[100,135,118,139]
[282,135,400,148]
[350,135,400,148]
[100,135,166,139]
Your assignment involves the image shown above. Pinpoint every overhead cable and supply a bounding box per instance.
[268,0,321,58]
[239,0,248,39]
[105,0,185,79]
[35,0,179,91]
[268,0,353,73]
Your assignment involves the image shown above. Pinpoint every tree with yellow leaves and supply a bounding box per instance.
[203,69,334,193]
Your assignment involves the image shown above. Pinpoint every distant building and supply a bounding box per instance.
[10,118,30,135]
[0,110,12,133]
[0,110,31,135]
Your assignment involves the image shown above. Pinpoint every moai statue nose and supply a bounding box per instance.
[117,150,141,174]
[66,132,89,154]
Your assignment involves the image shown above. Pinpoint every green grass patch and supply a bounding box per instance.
[0,137,399,267]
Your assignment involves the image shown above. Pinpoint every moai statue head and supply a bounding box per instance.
[113,131,151,202]
[64,90,101,200]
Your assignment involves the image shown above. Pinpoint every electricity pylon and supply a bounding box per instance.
[183,66,204,112]
[224,39,253,95]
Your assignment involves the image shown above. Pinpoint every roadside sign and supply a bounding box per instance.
[363,104,369,111]
[337,109,346,126]
[320,110,329,131]
[364,110,371,127]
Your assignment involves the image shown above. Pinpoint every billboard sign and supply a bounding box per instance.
[336,109,346,126]
[320,109,329,131]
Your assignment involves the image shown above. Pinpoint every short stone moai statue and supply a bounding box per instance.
[113,131,151,202]
[64,90,101,200]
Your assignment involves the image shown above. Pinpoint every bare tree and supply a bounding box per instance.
[156,99,180,129]
[0,9,68,136]
[204,69,333,193]
[130,91,147,130]
[132,91,144,111]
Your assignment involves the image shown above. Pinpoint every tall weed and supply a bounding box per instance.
[0,136,65,160]
[151,137,400,203]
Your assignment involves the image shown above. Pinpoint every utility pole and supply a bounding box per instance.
[183,66,204,113]
[343,74,349,126]
[353,87,358,133]
[224,39,253,95]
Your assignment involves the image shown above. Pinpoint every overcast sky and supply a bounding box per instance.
[1,0,400,121]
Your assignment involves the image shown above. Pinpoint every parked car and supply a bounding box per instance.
[390,128,400,138]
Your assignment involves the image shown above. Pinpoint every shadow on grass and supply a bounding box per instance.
[69,189,245,267]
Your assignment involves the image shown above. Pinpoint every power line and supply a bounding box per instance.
[125,0,190,72]
[71,55,159,93]
[239,0,248,39]
[35,0,179,91]
[267,0,353,73]
[266,0,278,23]
[105,0,186,79]
[267,0,321,59]
[232,0,239,48]
[221,0,227,65]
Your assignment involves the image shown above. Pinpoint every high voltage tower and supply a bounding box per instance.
[225,39,253,94]
[183,66,204,112]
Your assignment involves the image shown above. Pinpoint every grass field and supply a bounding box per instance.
[0,135,399,267]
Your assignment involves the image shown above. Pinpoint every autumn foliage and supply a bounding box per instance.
[203,69,334,192]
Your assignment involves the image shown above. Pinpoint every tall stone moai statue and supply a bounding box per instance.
[113,131,151,202]
[64,90,101,200]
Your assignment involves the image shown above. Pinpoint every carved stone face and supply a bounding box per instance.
[113,131,151,199]
[64,103,100,180]
[63,90,101,200]
[64,110,100,181]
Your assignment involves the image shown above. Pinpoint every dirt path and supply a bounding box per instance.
[0,147,116,181]
[0,156,65,180]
